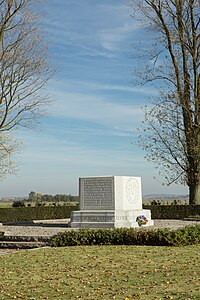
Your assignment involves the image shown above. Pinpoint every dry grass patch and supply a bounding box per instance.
[0,245,199,299]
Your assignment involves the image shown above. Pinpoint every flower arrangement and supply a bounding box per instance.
[136,215,148,226]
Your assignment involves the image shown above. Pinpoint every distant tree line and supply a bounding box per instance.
[150,199,188,206]
[28,191,79,203]
[12,192,79,207]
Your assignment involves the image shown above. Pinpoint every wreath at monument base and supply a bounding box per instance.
[136,215,148,226]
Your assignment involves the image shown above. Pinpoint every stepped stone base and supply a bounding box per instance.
[0,235,50,249]
[69,209,154,228]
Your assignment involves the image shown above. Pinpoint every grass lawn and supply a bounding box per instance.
[0,245,199,300]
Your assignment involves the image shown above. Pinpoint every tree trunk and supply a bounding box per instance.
[189,176,200,205]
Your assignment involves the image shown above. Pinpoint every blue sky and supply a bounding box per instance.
[0,0,188,197]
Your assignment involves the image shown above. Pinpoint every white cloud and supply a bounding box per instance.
[49,91,143,130]
[53,79,157,96]
[102,84,157,95]
[45,78,156,134]
[77,81,157,95]
[14,128,144,174]
[99,22,139,52]
[45,1,138,57]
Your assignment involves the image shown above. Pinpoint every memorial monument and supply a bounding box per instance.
[69,176,154,228]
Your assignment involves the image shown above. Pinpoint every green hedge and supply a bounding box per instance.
[1,204,199,222]
[0,205,78,222]
[50,224,200,247]
[143,205,200,219]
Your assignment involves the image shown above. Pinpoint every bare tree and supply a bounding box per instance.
[0,0,53,177]
[0,134,19,178]
[129,0,200,204]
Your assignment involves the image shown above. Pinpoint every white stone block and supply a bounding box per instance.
[69,176,154,228]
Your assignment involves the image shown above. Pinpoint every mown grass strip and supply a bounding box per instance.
[0,245,199,299]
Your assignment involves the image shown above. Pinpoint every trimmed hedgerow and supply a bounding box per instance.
[50,224,200,247]
[0,205,78,222]
[143,205,200,219]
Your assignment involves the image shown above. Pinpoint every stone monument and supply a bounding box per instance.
[69,176,154,228]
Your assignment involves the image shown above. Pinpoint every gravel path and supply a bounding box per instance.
[0,219,70,237]
[153,219,199,229]
[0,219,199,256]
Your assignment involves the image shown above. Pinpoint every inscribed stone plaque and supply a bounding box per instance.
[80,177,115,210]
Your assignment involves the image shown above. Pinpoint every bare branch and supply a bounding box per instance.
[0,0,53,178]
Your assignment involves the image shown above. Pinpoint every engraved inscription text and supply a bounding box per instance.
[81,177,114,209]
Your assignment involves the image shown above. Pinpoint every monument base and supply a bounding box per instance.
[69,209,154,228]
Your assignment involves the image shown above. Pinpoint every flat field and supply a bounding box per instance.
[0,202,13,208]
[0,245,199,300]
[0,201,78,208]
